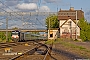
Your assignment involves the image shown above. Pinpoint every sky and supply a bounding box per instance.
[0,0,90,15]
[0,0,90,29]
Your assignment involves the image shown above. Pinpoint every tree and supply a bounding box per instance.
[78,18,90,41]
[45,14,59,29]
[12,27,19,30]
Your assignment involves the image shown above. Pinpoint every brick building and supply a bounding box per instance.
[58,7,84,39]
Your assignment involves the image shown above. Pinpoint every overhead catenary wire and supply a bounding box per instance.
[0,8,21,20]
[0,1,43,24]
[0,1,21,15]
[0,1,25,21]
[0,1,51,29]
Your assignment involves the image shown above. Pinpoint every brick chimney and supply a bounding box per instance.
[70,7,74,11]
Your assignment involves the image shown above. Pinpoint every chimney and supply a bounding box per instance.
[70,7,74,11]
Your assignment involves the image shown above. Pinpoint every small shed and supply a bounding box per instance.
[48,28,59,39]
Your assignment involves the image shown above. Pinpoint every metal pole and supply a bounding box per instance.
[49,14,50,38]
[6,17,8,42]
[76,11,77,40]
[22,12,24,29]
[70,21,72,39]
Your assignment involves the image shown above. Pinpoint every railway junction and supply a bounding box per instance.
[0,41,52,60]
[0,6,90,60]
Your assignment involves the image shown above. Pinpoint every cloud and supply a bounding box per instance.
[39,6,50,12]
[24,0,38,3]
[0,3,3,7]
[16,3,37,11]
[4,0,19,6]
[16,3,50,12]
[44,0,60,3]
[0,22,3,26]
[85,10,90,15]
[0,3,6,8]
[84,10,90,22]
[24,0,60,4]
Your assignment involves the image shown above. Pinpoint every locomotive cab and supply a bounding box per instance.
[11,30,20,42]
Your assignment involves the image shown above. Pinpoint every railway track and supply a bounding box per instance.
[0,42,27,48]
[0,40,52,60]
[0,41,36,48]
[0,41,37,60]
[9,41,52,60]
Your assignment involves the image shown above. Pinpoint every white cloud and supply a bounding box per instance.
[39,6,50,12]
[16,3,51,12]
[24,0,38,3]
[44,0,57,3]
[0,22,3,26]
[16,3,37,10]
[5,1,19,6]
[85,10,90,15]
[0,3,3,7]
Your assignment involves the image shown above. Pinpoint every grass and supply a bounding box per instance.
[57,39,90,52]
[46,39,90,58]
[45,38,90,57]
[0,39,13,43]
[45,39,54,44]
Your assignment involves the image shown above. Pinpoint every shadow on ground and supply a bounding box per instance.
[52,48,87,59]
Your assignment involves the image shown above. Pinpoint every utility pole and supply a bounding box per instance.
[75,11,77,40]
[22,12,24,29]
[49,17,50,38]
[70,21,72,39]
[6,16,8,42]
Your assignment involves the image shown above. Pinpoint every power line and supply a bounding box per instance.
[0,1,22,16]
[0,1,46,28]
[0,1,13,12]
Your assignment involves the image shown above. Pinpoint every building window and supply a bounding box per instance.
[50,33,53,37]
[50,30,53,37]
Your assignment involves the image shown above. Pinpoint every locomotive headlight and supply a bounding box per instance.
[16,36,19,38]
[12,35,19,38]
[12,36,14,38]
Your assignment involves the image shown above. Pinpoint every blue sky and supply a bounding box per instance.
[39,0,90,11]
[0,0,90,29]
[40,0,90,22]
[0,0,89,12]
[0,0,90,14]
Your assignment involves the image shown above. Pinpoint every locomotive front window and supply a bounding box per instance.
[12,32,19,35]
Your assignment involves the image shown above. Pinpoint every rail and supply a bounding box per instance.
[9,44,41,60]
[43,46,52,60]
[9,41,52,60]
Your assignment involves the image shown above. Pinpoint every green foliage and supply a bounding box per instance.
[78,18,90,41]
[0,32,12,42]
[32,32,40,35]
[0,32,6,40]
[46,15,59,28]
